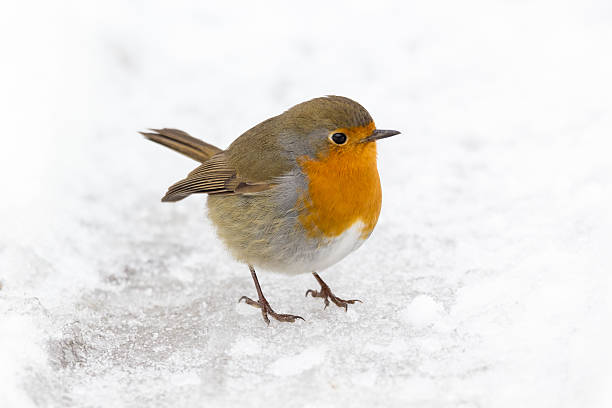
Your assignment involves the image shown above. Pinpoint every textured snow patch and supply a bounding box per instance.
[0,315,45,408]
[352,370,378,387]
[268,347,326,377]
[400,295,445,327]
[229,337,262,356]
[169,371,201,387]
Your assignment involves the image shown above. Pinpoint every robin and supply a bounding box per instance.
[141,96,399,324]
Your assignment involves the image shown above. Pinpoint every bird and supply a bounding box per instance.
[141,96,399,324]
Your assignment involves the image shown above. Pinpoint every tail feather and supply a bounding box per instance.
[141,128,222,163]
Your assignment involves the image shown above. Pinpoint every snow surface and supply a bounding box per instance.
[1,1,612,407]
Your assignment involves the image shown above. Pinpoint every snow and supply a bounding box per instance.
[268,347,326,377]
[400,295,444,327]
[1,0,612,407]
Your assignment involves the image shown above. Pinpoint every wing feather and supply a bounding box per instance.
[161,152,272,202]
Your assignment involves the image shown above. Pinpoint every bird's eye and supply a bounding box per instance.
[330,132,347,145]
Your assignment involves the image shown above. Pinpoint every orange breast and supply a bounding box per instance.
[297,126,382,240]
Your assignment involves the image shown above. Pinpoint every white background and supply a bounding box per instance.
[1,1,611,407]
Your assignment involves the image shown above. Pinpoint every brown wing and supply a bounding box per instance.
[161,152,272,202]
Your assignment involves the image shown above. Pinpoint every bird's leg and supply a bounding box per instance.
[239,265,304,324]
[305,272,362,311]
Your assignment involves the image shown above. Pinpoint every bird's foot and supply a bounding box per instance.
[305,272,362,311]
[239,295,304,325]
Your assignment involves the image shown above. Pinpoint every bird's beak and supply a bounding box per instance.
[361,129,401,143]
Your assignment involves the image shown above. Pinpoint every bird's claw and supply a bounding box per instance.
[239,295,304,324]
[305,285,361,311]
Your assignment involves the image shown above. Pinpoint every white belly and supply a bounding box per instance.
[255,221,368,275]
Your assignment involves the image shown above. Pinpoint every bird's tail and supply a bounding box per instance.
[140,128,222,163]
